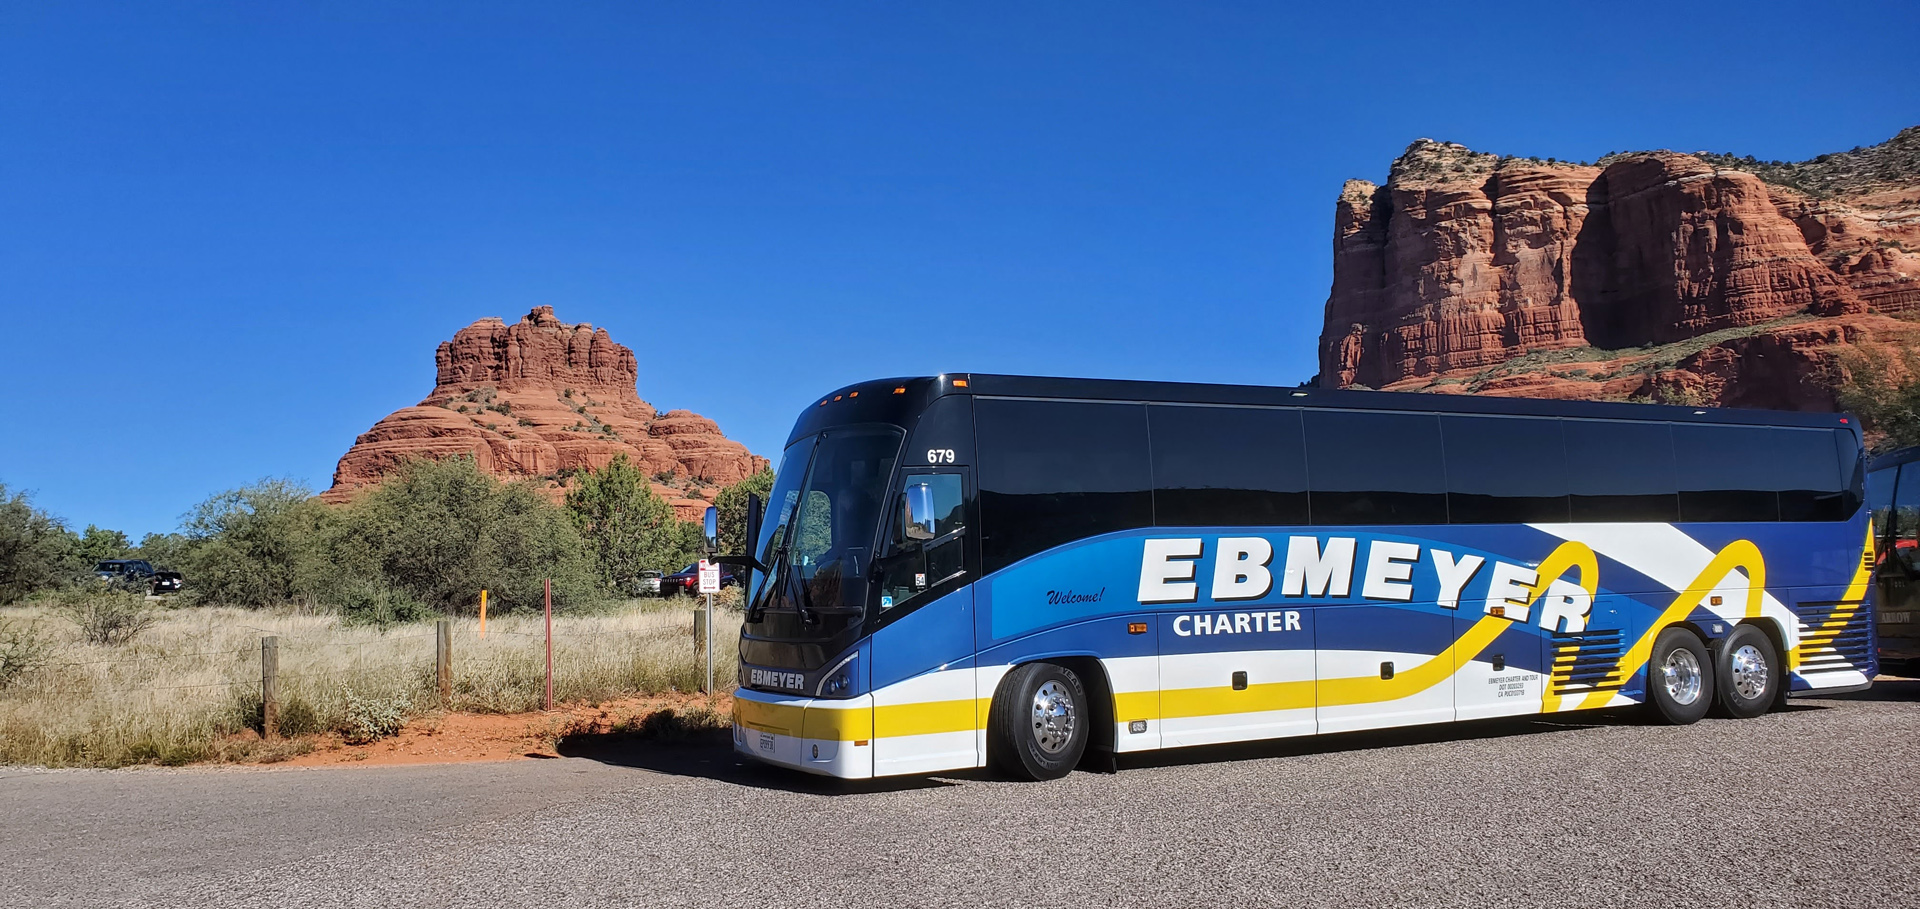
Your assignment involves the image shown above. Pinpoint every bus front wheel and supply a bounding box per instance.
[1714,624,1780,719]
[1646,628,1715,725]
[988,662,1089,781]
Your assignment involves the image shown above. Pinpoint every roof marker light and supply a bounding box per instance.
[833,395,843,401]
[893,386,906,395]
[1291,391,1309,397]
[952,379,969,388]
[1840,417,1849,424]
[818,399,828,407]
[849,391,858,398]
[1693,410,1707,415]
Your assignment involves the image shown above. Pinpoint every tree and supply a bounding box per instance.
[565,455,703,595]
[712,468,774,556]
[180,478,331,607]
[345,456,597,613]
[1835,347,1920,454]
[74,525,131,567]
[0,484,77,605]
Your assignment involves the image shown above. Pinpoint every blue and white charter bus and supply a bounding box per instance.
[729,375,1876,780]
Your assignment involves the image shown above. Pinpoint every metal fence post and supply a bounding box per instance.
[543,578,554,711]
[435,619,452,708]
[261,636,279,739]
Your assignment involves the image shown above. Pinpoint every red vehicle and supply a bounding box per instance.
[659,562,738,596]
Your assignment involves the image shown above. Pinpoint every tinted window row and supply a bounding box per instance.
[974,398,1862,572]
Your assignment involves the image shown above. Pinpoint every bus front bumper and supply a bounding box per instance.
[732,688,875,779]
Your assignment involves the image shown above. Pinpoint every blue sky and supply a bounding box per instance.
[2,1,1915,538]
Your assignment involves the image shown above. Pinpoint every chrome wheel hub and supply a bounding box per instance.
[1661,648,1703,706]
[1729,643,1769,701]
[1031,680,1076,754]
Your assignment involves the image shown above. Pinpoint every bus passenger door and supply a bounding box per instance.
[1314,603,1455,734]
[869,469,981,775]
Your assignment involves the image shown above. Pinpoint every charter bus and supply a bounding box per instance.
[729,374,1876,781]
[1868,447,1920,670]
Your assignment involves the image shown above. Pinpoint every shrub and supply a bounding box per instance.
[277,695,323,737]
[0,619,52,689]
[338,688,410,744]
[1835,346,1920,453]
[59,589,157,646]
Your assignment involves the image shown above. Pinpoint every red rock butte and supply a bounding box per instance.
[324,306,767,518]
[1318,127,1920,408]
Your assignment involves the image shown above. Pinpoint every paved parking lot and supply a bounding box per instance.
[5,682,1917,909]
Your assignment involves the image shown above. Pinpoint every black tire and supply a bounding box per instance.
[1645,627,1715,725]
[1714,624,1781,719]
[988,662,1089,781]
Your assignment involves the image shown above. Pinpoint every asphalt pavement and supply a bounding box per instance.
[4,683,1917,909]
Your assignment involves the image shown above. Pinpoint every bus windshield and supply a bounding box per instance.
[748,426,902,619]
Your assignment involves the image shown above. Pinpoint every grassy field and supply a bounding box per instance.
[0,596,743,768]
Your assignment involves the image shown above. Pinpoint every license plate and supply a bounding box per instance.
[758,732,776,754]
[1884,611,1911,625]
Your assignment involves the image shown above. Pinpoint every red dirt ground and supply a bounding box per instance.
[233,693,735,768]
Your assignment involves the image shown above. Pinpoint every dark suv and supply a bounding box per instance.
[95,560,185,595]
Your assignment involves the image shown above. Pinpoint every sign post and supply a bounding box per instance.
[697,558,720,693]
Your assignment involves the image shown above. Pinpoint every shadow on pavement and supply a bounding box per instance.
[555,730,979,794]
[1819,676,1920,702]
[1107,709,1633,773]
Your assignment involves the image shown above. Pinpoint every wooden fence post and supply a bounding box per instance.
[435,619,452,708]
[261,636,279,740]
[692,606,707,652]
[543,578,554,711]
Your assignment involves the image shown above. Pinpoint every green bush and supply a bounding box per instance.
[0,618,52,689]
[338,688,410,744]
[1836,347,1920,454]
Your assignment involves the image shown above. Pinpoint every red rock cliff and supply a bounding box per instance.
[325,307,767,517]
[1318,128,1920,408]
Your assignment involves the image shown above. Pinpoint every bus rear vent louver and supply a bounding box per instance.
[1550,629,1626,696]
[1795,602,1872,673]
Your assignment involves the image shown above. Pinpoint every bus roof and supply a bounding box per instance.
[790,373,1857,447]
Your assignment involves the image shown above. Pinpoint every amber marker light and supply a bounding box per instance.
[833,395,843,401]
[849,391,858,398]
[1127,622,1148,635]
[952,379,968,388]
[893,386,906,394]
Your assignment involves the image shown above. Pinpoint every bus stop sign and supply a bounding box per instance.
[697,559,721,594]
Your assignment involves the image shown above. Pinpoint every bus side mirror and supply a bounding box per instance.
[702,506,719,555]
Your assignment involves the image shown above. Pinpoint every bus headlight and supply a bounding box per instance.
[816,653,857,698]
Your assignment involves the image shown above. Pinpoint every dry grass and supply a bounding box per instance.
[0,597,742,768]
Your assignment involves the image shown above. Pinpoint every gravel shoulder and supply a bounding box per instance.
[4,682,1917,909]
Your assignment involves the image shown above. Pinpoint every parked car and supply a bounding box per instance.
[638,570,664,596]
[94,560,185,595]
[659,562,737,596]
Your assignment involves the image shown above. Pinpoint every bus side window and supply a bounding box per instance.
[1148,405,1308,527]
[1867,465,1896,551]
[1894,462,1920,572]
[1673,424,1782,522]
[1564,419,1678,522]
[877,474,966,610]
[1302,410,1447,525]
[974,399,1153,574]
[1440,415,1570,524]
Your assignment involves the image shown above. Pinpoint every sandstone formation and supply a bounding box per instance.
[325,306,766,518]
[1318,127,1920,410]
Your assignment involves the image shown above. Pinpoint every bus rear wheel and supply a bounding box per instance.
[1646,627,1714,725]
[989,662,1089,781]
[1714,624,1780,719]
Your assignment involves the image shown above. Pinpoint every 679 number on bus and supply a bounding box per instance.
[926,449,957,464]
